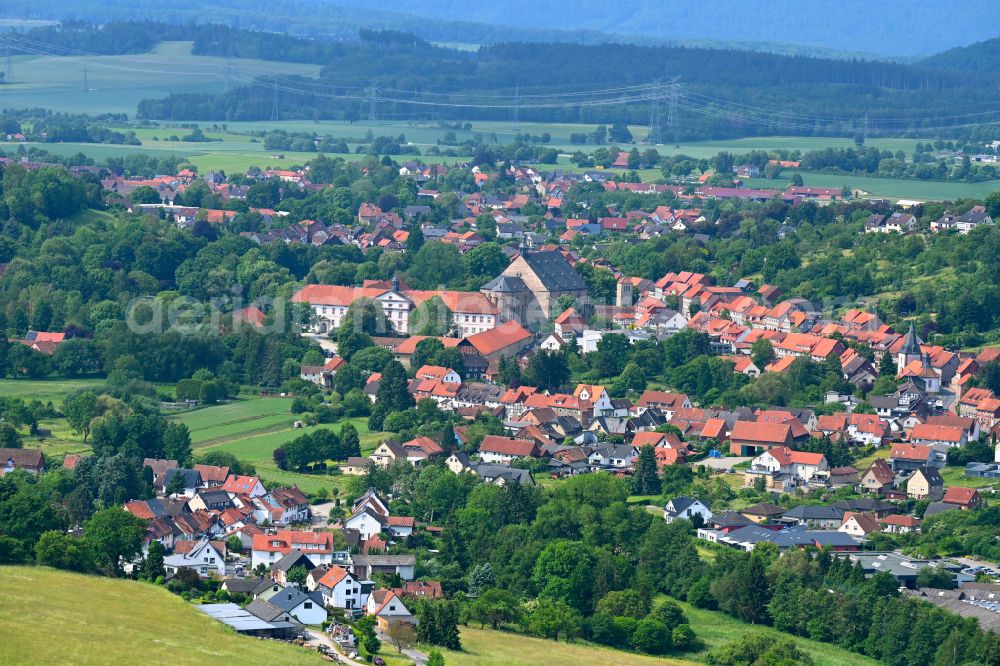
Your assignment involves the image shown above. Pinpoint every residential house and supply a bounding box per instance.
[740,503,786,524]
[879,514,922,534]
[350,554,416,582]
[780,505,845,529]
[267,587,328,625]
[746,446,829,490]
[838,512,882,538]
[222,475,267,498]
[164,538,226,578]
[312,565,367,610]
[370,440,408,468]
[366,589,416,630]
[860,459,896,495]
[942,486,982,510]
[890,443,946,473]
[663,497,713,524]
[906,467,945,500]
[0,448,44,476]
[270,551,317,585]
[478,435,540,464]
[908,423,967,448]
[469,463,536,486]
[728,421,793,456]
[251,530,335,569]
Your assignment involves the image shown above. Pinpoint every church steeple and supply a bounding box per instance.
[897,321,921,369]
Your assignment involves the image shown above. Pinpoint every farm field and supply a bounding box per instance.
[0,566,325,665]
[174,398,389,494]
[167,396,295,444]
[744,171,1000,201]
[433,627,695,666]
[0,378,106,405]
[1,41,321,115]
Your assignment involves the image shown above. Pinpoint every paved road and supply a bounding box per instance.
[377,630,426,664]
[311,501,337,526]
[700,456,749,471]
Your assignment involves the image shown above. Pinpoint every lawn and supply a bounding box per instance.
[0,378,106,405]
[941,465,1000,490]
[431,627,695,666]
[0,566,325,665]
[853,447,890,472]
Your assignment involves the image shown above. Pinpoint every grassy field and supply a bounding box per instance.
[173,398,389,494]
[744,171,1000,201]
[3,41,321,115]
[168,396,296,444]
[0,566,325,665]
[669,600,879,666]
[0,378,106,405]
[941,465,1000,490]
[433,627,694,666]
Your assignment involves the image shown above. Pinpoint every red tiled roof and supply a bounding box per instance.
[879,514,921,527]
[764,445,825,466]
[466,321,532,356]
[479,435,538,457]
[251,529,333,554]
[317,565,352,588]
[943,486,979,505]
[221,475,262,494]
[730,421,792,445]
[394,336,462,355]
[890,443,932,462]
[908,423,964,443]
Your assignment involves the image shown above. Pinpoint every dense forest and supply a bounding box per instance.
[920,36,1000,72]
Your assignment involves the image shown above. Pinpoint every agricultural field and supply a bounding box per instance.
[167,396,296,444]
[743,171,1000,201]
[0,566,325,665]
[1,41,320,115]
[171,397,388,494]
[0,378,105,405]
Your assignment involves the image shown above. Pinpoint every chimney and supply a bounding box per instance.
[391,275,400,292]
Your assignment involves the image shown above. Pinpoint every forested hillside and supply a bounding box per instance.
[329,0,1000,57]
[920,36,1000,72]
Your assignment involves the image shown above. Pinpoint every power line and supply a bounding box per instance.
[368,81,378,121]
[512,83,519,131]
[667,77,681,144]
[3,34,12,84]
[270,78,278,122]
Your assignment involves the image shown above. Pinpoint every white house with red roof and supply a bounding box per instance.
[907,423,967,448]
[251,530,335,569]
[367,589,416,630]
[311,565,366,609]
[746,446,829,488]
[222,475,266,498]
[478,435,540,464]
